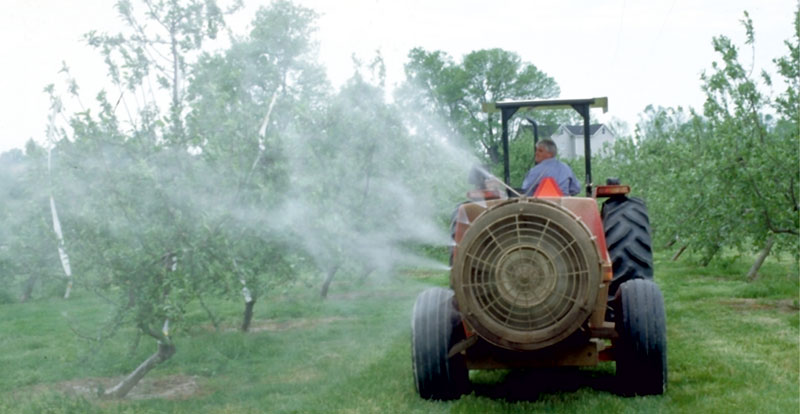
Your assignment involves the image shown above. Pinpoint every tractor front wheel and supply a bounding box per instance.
[411,287,469,400]
[615,279,667,396]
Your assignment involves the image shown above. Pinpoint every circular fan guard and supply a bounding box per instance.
[453,199,601,351]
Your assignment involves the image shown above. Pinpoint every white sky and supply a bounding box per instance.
[0,0,795,153]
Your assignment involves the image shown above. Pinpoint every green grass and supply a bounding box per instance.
[1,253,798,413]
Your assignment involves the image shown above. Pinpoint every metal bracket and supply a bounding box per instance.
[447,334,479,358]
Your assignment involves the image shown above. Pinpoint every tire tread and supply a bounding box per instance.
[616,279,667,396]
[602,196,654,298]
[411,287,468,400]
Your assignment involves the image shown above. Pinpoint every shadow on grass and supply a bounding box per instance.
[470,367,618,401]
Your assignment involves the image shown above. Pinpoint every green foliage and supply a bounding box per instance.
[85,0,242,144]
[11,4,257,394]
[5,0,797,406]
[594,9,799,268]
[399,47,562,167]
[6,3,472,394]
[0,145,64,302]
[52,132,206,339]
[699,11,799,252]
[186,0,326,304]
[281,69,467,283]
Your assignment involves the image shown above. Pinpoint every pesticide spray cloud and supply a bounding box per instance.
[265,79,481,283]
[14,25,485,303]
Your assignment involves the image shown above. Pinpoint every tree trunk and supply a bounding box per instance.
[63,279,73,299]
[701,244,721,267]
[198,295,220,332]
[320,265,340,299]
[358,266,375,283]
[747,235,775,281]
[20,274,37,303]
[241,299,256,332]
[127,287,136,308]
[103,340,176,399]
[128,331,142,357]
[671,244,688,261]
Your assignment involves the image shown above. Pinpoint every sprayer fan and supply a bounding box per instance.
[452,199,601,351]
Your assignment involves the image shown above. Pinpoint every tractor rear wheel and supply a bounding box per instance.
[615,279,667,396]
[602,196,654,299]
[411,287,469,400]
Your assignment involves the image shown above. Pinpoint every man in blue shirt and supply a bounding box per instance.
[522,139,581,196]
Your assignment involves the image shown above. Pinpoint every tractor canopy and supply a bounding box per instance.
[482,97,608,197]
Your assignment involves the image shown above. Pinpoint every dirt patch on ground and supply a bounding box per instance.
[246,316,354,332]
[721,298,799,313]
[326,289,415,301]
[197,316,356,333]
[260,368,320,385]
[23,374,202,400]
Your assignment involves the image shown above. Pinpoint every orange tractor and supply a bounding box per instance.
[411,98,666,399]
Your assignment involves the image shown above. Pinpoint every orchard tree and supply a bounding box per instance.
[596,106,722,261]
[597,10,799,274]
[46,0,241,398]
[282,58,462,297]
[699,10,799,275]
[187,0,327,327]
[51,103,197,398]
[0,144,62,302]
[85,0,241,144]
[284,69,407,298]
[399,48,562,167]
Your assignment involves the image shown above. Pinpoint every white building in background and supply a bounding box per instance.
[549,124,616,159]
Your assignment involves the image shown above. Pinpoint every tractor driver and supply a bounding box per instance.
[522,139,581,196]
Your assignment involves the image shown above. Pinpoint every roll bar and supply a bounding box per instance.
[482,97,608,196]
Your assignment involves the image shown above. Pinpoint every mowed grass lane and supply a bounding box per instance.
[0,253,797,413]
